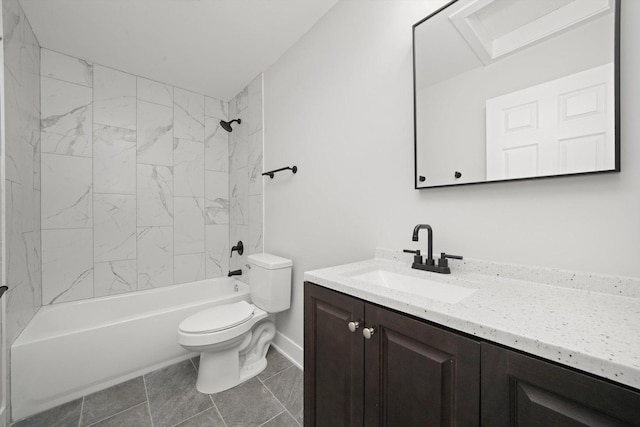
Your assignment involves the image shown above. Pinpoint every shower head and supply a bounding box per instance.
[220,118,241,132]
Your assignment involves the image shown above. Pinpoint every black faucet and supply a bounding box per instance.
[228,269,242,277]
[404,224,462,274]
[412,224,434,265]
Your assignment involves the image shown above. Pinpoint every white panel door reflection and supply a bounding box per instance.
[486,63,614,180]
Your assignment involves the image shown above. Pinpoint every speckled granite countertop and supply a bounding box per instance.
[304,249,640,390]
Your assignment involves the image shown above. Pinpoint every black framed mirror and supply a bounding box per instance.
[413,0,620,189]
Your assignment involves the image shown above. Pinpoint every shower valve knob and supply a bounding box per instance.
[347,321,360,332]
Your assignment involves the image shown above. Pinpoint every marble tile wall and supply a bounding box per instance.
[3,0,42,345]
[229,75,264,282]
[39,48,242,304]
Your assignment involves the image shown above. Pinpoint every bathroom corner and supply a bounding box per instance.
[1,0,42,424]
[229,73,264,283]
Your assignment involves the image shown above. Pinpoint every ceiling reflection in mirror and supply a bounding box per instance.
[413,0,619,188]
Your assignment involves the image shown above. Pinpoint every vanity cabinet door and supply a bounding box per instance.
[363,303,480,427]
[481,342,640,426]
[304,282,365,427]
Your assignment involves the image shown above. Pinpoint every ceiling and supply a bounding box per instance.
[20,0,339,101]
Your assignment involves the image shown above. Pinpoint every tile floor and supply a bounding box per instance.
[12,348,303,427]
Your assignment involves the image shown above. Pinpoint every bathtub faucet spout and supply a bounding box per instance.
[228,269,242,277]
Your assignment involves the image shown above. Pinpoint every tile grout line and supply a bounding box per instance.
[77,397,85,427]
[202,101,208,281]
[172,83,175,288]
[261,364,296,383]
[137,97,174,110]
[40,73,92,89]
[165,359,216,427]
[39,41,45,313]
[258,361,294,383]
[142,374,155,427]
[257,409,286,427]
[134,75,138,294]
[85,401,148,427]
[135,84,139,293]
[167,404,212,427]
[258,366,303,426]
[189,357,198,373]
[257,373,288,418]
[208,396,228,427]
[91,67,96,301]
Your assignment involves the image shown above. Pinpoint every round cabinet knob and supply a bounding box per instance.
[363,327,375,339]
[347,321,360,332]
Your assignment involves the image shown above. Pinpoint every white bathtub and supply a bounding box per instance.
[11,278,248,421]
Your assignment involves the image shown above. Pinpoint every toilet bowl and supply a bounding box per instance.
[178,300,274,393]
[177,253,292,393]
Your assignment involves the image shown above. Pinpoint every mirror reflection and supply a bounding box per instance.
[413,0,619,188]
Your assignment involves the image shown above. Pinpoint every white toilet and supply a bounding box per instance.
[177,253,292,394]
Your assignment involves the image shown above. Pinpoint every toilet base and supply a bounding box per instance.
[194,320,275,394]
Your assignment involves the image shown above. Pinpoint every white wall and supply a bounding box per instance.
[264,0,640,351]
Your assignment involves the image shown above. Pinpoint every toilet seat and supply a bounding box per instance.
[179,301,254,334]
[178,303,270,350]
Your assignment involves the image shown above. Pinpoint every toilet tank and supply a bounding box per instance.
[248,253,292,313]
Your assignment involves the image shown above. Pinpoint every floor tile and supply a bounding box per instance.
[88,403,151,427]
[80,377,146,426]
[260,411,300,427]
[12,351,302,427]
[263,366,304,425]
[12,398,82,427]
[190,356,200,372]
[257,347,293,381]
[212,377,284,427]
[173,406,226,427]
[145,360,213,427]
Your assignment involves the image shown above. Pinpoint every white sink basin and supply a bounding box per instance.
[346,267,477,304]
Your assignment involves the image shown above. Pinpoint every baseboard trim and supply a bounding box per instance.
[272,331,303,370]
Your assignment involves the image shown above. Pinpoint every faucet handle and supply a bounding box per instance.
[230,241,244,258]
[438,252,463,268]
[403,249,423,265]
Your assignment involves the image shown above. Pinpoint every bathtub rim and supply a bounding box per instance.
[13,278,249,346]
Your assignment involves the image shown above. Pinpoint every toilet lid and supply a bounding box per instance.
[179,301,254,334]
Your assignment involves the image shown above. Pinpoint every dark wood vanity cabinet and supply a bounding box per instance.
[304,282,365,426]
[481,343,640,426]
[304,282,480,426]
[305,282,640,427]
